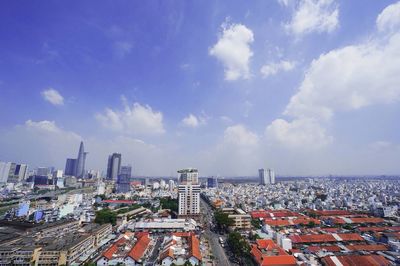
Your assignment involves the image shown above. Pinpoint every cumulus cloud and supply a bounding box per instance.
[284,0,339,36]
[209,22,254,81]
[41,88,64,106]
[223,124,259,147]
[285,22,400,121]
[260,60,296,78]
[266,118,332,149]
[181,114,207,128]
[267,2,400,150]
[96,101,165,135]
[376,1,400,33]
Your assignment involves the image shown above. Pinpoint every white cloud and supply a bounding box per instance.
[376,1,400,33]
[266,118,333,149]
[285,28,400,121]
[209,22,254,81]
[223,124,259,147]
[181,114,206,128]
[260,60,296,77]
[41,88,64,106]
[285,0,339,36]
[96,102,165,135]
[266,2,400,151]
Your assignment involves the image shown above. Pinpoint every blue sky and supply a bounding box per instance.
[1,0,400,176]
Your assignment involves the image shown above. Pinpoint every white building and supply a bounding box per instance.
[177,169,200,217]
[258,168,276,185]
[0,162,12,183]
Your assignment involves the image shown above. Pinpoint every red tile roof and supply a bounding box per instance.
[345,244,388,251]
[102,237,127,260]
[251,239,296,266]
[307,246,341,253]
[358,226,400,232]
[127,233,151,262]
[331,217,385,224]
[311,210,353,216]
[189,235,202,261]
[264,218,320,227]
[322,255,390,266]
[251,210,301,219]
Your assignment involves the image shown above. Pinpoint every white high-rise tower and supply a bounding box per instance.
[177,168,200,217]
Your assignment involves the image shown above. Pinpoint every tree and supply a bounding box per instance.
[251,218,262,229]
[227,231,250,258]
[159,197,178,212]
[307,221,316,228]
[94,208,117,225]
[214,210,234,232]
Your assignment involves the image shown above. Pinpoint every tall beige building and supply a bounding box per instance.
[177,168,200,217]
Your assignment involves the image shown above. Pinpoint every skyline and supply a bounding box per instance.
[1,0,400,176]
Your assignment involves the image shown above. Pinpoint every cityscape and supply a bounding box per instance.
[1,1,400,266]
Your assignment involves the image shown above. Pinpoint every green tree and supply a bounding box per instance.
[227,231,251,258]
[251,218,262,229]
[214,210,234,232]
[94,208,117,225]
[159,197,178,212]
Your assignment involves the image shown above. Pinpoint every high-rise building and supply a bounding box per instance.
[268,168,276,184]
[75,141,88,178]
[0,162,28,183]
[0,162,11,183]
[259,168,267,185]
[37,167,50,176]
[64,141,88,178]
[117,165,132,193]
[178,168,198,184]
[259,168,276,185]
[178,168,200,217]
[207,177,218,188]
[106,153,121,180]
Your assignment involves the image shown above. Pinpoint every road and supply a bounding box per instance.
[201,197,231,266]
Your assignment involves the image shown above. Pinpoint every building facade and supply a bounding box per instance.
[178,168,200,217]
[106,153,122,180]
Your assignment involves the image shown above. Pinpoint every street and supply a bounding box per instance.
[200,197,231,266]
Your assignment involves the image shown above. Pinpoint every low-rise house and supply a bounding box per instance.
[97,232,152,265]
[251,239,296,266]
[159,232,201,266]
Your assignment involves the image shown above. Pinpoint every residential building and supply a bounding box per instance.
[221,208,251,230]
[178,169,200,218]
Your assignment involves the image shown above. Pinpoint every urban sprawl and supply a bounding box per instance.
[1,142,400,266]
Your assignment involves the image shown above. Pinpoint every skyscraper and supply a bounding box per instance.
[65,159,77,176]
[75,141,87,178]
[268,168,276,184]
[259,168,276,185]
[117,165,132,193]
[64,141,87,178]
[106,153,121,180]
[207,177,218,188]
[178,168,200,217]
[0,162,12,183]
[259,168,267,185]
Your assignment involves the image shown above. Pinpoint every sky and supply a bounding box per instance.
[1,0,400,177]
